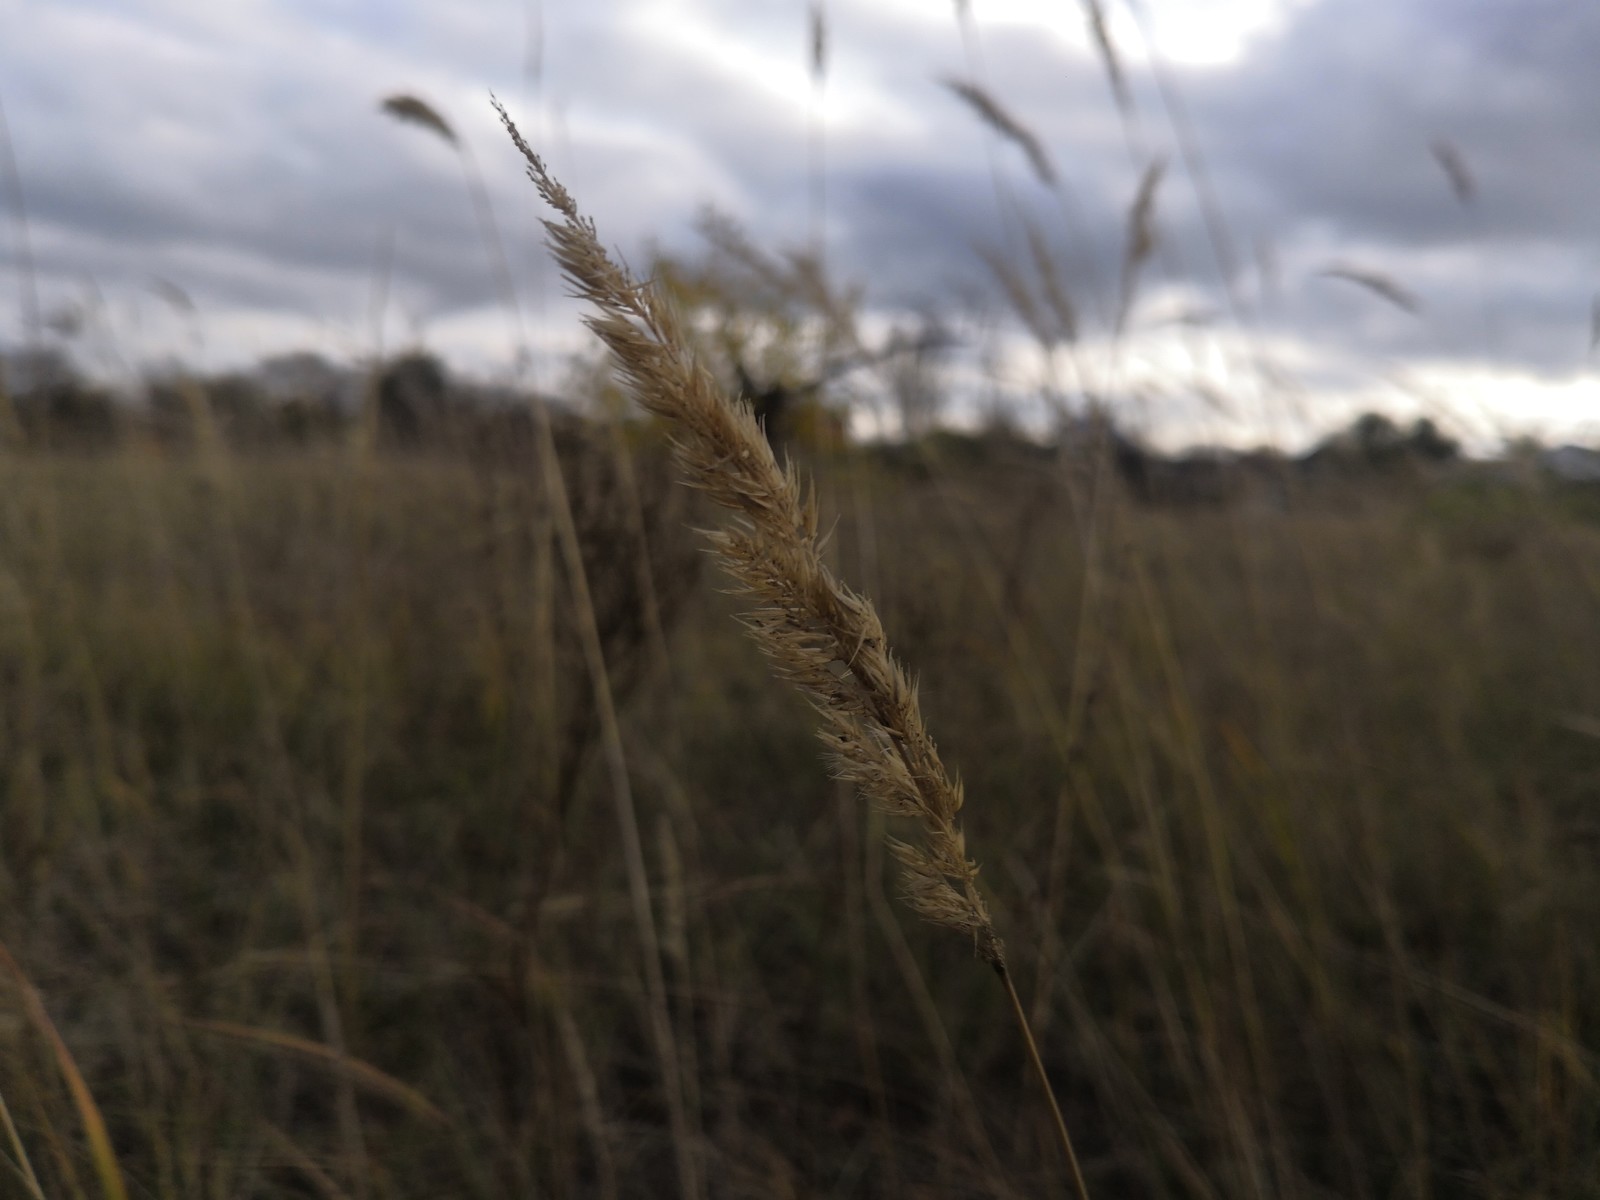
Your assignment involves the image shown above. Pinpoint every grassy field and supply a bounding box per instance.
[1,425,1598,1198]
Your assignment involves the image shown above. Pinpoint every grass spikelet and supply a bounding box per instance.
[943,79,1057,188]
[493,100,1000,960]
[494,97,1092,1198]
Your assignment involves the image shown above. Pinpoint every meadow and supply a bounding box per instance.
[0,41,1597,1191]
[1,374,1599,1197]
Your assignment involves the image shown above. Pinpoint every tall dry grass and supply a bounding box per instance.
[2,431,1600,1196]
[495,98,1091,1197]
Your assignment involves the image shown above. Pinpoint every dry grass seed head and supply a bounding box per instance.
[1320,265,1423,315]
[1081,0,1131,113]
[1023,216,1080,345]
[380,94,459,146]
[1430,138,1476,206]
[1124,159,1165,276]
[493,97,1002,965]
[943,78,1057,188]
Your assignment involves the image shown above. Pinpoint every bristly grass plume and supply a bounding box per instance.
[491,98,999,966]
[493,97,1091,1198]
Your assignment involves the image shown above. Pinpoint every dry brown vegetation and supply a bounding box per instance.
[1,384,1599,1195]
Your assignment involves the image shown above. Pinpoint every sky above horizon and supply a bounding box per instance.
[1,0,1596,450]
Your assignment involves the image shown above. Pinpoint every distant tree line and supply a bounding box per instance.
[0,347,572,460]
[10,342,1587,516]
[1104,412,1462,505]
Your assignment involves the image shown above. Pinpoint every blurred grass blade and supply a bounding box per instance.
[809,2,827,81]
[381,94,459,146]
[1430,138,1475,206]
[1023,215,1079,345]
[1116,158,1165,331]
[0,1085,46,1200]
[1126,158,1165,272]
[1321,265,1422,315]
[1081,0,1130,113]
[184,1018,449,1126]
[147,276,195,314]
[0,940,128,1200]
[943,78,1056,186]
[1557,713,1600,740]
[261,1120,354,1200]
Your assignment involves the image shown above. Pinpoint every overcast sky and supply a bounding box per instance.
[1,0,1596,448]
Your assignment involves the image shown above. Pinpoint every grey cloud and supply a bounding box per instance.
[1189,0,1600,250]
[0,0,1595,437]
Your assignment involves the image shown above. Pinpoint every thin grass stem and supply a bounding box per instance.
[997,961,1091,1199]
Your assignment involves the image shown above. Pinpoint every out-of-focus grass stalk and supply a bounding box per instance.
[0,940,128,1200]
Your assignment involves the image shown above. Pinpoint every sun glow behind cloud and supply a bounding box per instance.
[1131,0,1312,68]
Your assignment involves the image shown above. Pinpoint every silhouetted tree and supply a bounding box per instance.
[1407,417,1459,463]
[377,352,452,447]
[6,349,118,449]
[1305,411,1460,474]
